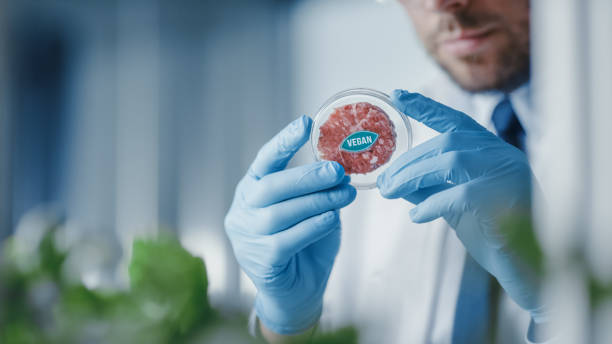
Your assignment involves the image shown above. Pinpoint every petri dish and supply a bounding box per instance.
[311,88,412,190]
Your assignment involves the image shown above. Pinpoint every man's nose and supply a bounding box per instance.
[422,0,469,12]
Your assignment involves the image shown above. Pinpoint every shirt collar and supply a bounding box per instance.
[470,82,536,139]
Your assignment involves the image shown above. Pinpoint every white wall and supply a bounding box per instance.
[291,0,438,123]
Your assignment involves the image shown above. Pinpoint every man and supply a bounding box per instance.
[225,0,551,342]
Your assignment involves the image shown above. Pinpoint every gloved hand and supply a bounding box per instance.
[377,90,547,324]
[224,115,357,335]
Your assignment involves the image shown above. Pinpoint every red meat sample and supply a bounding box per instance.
[317,102,396,174]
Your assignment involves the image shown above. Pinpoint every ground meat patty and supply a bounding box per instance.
[317,102,396,174]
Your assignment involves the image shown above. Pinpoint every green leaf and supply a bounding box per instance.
[128,235,214,339]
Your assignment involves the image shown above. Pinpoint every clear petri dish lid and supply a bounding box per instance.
[311,88,412,190]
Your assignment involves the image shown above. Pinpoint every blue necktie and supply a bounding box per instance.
[451,98,525,343]
[491,98,526,152]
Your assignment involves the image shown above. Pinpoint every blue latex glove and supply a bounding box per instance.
[224,115,357,335]
[378,90,548,324]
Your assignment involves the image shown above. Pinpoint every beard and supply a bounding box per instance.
[424,8,531,93]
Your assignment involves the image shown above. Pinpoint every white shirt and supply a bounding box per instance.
[318,74,537,343]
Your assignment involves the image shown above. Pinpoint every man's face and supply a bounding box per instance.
[399,0,530,93]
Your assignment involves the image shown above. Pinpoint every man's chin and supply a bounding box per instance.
[450,73,501,93]
[437,55,530,93]
[443,63,528,93]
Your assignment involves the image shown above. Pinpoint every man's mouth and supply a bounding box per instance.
[438,24,497,57]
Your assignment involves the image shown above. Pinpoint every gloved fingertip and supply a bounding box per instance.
[319,210,339,224]
[391,90,422,119]
[327,161,345,178]
[289,115,309,134]
[409,207,420,222]
[300,114,313,130]
[376,173,396,199]
[390,89,406,101]
[346,184,358,201]
[390,89,416,105]
[277,117,311,155]
[376,172,386,188]
[410,208,434,224]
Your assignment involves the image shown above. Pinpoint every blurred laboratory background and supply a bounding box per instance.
[0,0,438,313]
[1,0,611,343]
